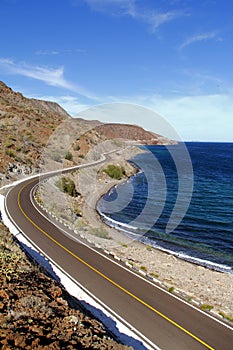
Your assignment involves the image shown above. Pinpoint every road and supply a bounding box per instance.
[5,170,233,350]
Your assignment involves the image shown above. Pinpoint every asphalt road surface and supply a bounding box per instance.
[5,174,233,350]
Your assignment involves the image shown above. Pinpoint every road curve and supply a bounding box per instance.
[5,173,233,350]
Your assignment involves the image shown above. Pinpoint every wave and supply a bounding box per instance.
[97,209,233,275]
[97,142,233,275]
[98,210,141,232]
[140,235,232,272]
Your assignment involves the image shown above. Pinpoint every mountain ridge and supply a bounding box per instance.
[0,81,174,185]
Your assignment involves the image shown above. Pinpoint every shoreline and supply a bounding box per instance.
[78,147,233,322]
[36,143,233,323]
[95,156,232,276]
[97,207,233,275]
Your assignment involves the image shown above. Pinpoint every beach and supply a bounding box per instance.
[79,145,233,322]
[39,143,233,323]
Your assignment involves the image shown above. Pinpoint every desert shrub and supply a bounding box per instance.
[140,266,147,272]
[8,134,16,141]
[56,177,78,197]
[201,304,213,311]
[5,141,14,148]
[150,272,159,278]
[74,144,80,151]
[15,145,21,151]
[5,149,16,157]
[219,312,233,322]
[103,164,126,180]
[73,206,82,217]
[65,151,73,161]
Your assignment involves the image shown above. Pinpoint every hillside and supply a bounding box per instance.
[0,81,69,182]
[94,123,173,145]
[0,82,175,185]
[1,82,170,349]
[0,82,178,348]
[0,222,131,349]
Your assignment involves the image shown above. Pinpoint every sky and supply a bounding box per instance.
[1,0,233,141]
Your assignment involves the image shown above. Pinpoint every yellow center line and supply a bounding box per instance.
[17,180,214,350]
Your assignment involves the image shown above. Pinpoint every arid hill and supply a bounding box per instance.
[94,123,173,145]
[0,82,175,184]
[0,81,69,180]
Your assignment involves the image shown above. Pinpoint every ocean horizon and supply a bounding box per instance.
[97,142,233,274]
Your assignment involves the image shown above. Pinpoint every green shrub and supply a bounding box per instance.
[219,312,233,323]
[65,151,73,161]
[74,144,80,151]
[201,304,213,311]
[140,266,147,272]
[8,135,16,141]
[168,286,174,293]
[5,141,14,148]
[56,177,78,197]
[150,272,159,278]
[103,164,126,180]
[5,149,16,157]
[73,206,82,217]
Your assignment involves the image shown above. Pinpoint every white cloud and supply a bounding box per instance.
[0,58,97,100]
[139,94,233,141]
[103,93,233,142]
[148,12,181,32]
[128,8,183,32]
[179,31,219,50]
[26,87,233,142]
[79,0,184,31]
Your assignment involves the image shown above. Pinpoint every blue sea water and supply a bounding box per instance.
[97,142,233,273]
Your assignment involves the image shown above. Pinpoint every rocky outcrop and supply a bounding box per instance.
[0,223,131,349]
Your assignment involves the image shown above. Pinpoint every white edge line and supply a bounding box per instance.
[29,182,233,332]
[2,152,233,333]
[2,193,158,350]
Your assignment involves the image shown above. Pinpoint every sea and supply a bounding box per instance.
[97,142,233,274]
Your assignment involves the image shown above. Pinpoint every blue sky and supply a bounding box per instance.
[1,0,233,141]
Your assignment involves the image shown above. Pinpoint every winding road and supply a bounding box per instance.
[4,161,233,350]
